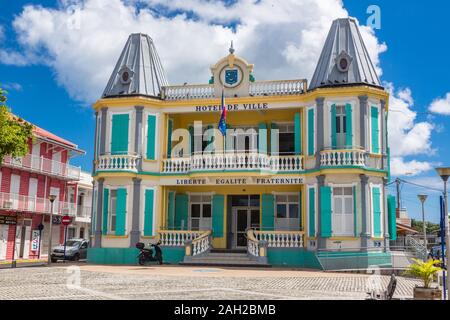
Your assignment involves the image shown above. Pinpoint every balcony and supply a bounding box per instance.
[162,153,304,174]
[96,153,140,172]
[2,154,81,180]
[161,79,307,101]
[319,148,386,170]
[0,192,77,216]
[75,205,92,222]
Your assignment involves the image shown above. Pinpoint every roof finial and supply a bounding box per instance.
[229,40,235,54]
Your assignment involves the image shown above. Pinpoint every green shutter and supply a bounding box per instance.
[143,189,154,236]
[102,188,109,235]
[320,186,332,237]
[115,188,127,236]
[175,193,189,230]
[146,115,156,160]
[307,109,314,156]
[308,188,315,237]
[111,114,129,155]
[387,195,397,241]
[167,119,173,158]
[258,123,267,154]
[188,125,194,155]
[270,123,279,155]
[345,103,352,148]
[294,112,301,155]
[261,194,275,231]
[353,186,357,237]
[331,104,337,149]
[167,191,175,229]
[371,106,380,153]
[372,187,382,237]
[212,195,224,237]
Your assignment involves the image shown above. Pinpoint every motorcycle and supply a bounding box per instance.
[136,241,163,265]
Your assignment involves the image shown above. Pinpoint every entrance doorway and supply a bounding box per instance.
[232,207,260,248]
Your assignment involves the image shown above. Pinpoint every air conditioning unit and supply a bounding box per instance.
[2,201,13,209]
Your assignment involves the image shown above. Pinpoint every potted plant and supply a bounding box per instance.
[403,258,442,300]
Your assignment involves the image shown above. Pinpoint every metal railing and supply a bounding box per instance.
[2,154,81,180]
[0,192,77,215]
[316,247,392,271]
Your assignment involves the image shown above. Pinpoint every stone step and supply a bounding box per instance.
[180,260,271,268]
[191,256,251,261]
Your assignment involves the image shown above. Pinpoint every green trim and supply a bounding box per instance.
[102,188,109,235]
[111,114,129,155]
[143,189,154,236]
[115,188,127,236]
[308,188,315,237]
[212,194,225,237]
[345,103,352,148]
[294,112,301,155]
[387,195,397,241]
[146,114,156,160]
[167,191,176,229]
[175,193,189,230]
[371,106,380,154]
[167,118,173,158]
[261,194,275,230]
[267,248,322,269]
[320,186,332,238]
[307,109,315,156]
[331,104,337,149]
[372,187,382,237]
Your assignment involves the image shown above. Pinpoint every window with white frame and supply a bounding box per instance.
[109,190,117,233]
[232,126,258,153]
[335,105,347,148]
[275,122,295,155]
[332,186,354,236]
[275,194,300,231]
[190,194,212,231]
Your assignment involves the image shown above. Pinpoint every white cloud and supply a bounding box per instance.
[1,82,23,91]
[429,92,450,115]
[386,83,435,176]
[2,0,388,104]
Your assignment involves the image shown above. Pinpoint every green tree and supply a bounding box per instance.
[0,87,33,164]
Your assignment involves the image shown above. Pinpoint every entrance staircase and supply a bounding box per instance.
[181,249,271,267]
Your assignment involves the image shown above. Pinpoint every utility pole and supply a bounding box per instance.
[396,178,401,218]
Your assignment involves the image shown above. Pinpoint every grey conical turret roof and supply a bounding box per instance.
[102,33,169,98]
[309,17,381,90]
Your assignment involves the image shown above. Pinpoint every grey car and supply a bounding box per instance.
[51,238,89,262]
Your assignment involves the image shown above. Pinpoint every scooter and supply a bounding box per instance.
[136,241,163,265]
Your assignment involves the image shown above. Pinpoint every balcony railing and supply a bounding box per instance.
[96,153,140,172]
[162,153,304,173]
[0,192,77,216]
[2,154,81,180]
[254,230,305,248]
[320,149,366,167]
[76,205,92,221]
[160,79,307,101]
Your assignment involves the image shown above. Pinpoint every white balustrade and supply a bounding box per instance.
[162,84,215,100]
[2,154,81,180]
[161,153,303,173]
[158,231,202,246]
[96,154,140,172]
[255,231,304,248]
[320,149,366,167]
[0,192,77,215]
[191,231,212,256]
[249,79,307,96]
[246,229,261,258]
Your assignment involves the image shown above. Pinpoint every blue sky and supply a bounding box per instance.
[1,0,449,223]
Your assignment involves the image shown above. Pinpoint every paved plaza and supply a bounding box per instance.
[0,264,421,300]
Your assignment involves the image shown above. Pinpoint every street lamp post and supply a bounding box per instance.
[47,195,57,265]
[436,167,450,300]
[417,194,428,257]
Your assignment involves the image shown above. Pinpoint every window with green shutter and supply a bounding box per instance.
[372,187,382,237]
[294,113,301,155]
[143,189,155,236]
[146,114,156,160]
[308,187,315,237]
[212,195,224,237]
[307,109,315,156]
[111,114,129,155]
[345,103,353,148]
[102,188,109,235]
[387,195,397,241]
[115,188,127,236]
[175,193,189,230]
[261,194,275,231]
[320,186,332,237]
[371,106,380,153]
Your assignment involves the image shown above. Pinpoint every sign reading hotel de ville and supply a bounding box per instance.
[161,176,305,186]
[194,102,269,113]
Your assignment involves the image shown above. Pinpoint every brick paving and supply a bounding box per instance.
[0,264,422,300]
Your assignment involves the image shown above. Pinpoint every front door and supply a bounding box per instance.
[232,207,260,249]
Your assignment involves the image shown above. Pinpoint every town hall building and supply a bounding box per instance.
[88,17,397,269]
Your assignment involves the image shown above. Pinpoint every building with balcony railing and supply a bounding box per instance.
[0,120,86,261]
[89,18,397,269]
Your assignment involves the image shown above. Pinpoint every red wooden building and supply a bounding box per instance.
[0,123,84,260]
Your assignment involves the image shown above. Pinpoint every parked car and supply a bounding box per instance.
[51,239,89,262]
